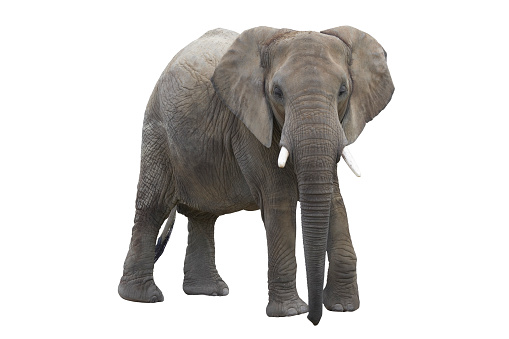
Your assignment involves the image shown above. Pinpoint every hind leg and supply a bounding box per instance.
[118,118,175,303]
[182,210,229,296]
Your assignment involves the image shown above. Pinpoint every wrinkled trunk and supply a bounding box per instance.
[281,96,343,325]
[297,158,334,325]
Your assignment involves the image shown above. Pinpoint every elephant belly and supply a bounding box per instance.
[171,154,258,215]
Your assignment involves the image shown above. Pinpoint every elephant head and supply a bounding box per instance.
[211,26,394,324]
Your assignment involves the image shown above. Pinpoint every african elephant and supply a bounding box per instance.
[118,26,394,325]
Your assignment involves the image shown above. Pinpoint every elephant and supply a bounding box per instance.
[118,26,394,325]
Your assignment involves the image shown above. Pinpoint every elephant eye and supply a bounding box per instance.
[273,86,284,101]
[339,84,347,96]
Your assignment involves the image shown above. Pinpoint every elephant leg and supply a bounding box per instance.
[118,124,175,303]
[264,201,308,317]
[183,212,229,296]
[323,182,359,312]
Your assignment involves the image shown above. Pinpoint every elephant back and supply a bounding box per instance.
[157,29,239,118]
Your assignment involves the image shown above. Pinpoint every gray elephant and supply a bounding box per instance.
[118,26,394,325]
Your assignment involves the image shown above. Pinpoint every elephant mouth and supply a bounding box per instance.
[278,145,361,177]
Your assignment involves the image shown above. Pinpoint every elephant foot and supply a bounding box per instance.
[323,281,359,312]
[118,274,164,303]
[183,275,229,296]
[266,296,309,317]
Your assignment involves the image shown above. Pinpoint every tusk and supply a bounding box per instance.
[278,147,289,168]
[341,146,361,177]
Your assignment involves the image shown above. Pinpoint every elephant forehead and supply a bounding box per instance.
[270,32,349,67]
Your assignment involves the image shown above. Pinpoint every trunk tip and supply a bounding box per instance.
[307,310,322,325]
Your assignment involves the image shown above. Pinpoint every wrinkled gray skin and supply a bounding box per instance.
[118,26,394,325]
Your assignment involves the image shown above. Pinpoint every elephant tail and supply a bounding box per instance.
[154,207,177,263]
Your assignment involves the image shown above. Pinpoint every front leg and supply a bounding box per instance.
[263,198,308,317]
[323,181,360,312]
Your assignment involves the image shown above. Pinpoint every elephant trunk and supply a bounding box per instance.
[298,163,334,325]
[281,98,344,325]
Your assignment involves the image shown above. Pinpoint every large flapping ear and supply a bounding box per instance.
[321,26,394,145]
[211,27,290,148]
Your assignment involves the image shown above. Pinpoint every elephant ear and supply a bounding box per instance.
[211,26,291,148]
[321,26,394,145]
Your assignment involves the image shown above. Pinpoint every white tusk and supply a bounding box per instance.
[341,146,361,177]
[278,147,289,168]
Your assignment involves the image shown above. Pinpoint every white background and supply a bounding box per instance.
[2,0,508,337]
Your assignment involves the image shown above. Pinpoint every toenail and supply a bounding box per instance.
[332,304,344,311]
[287,308,297,316]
